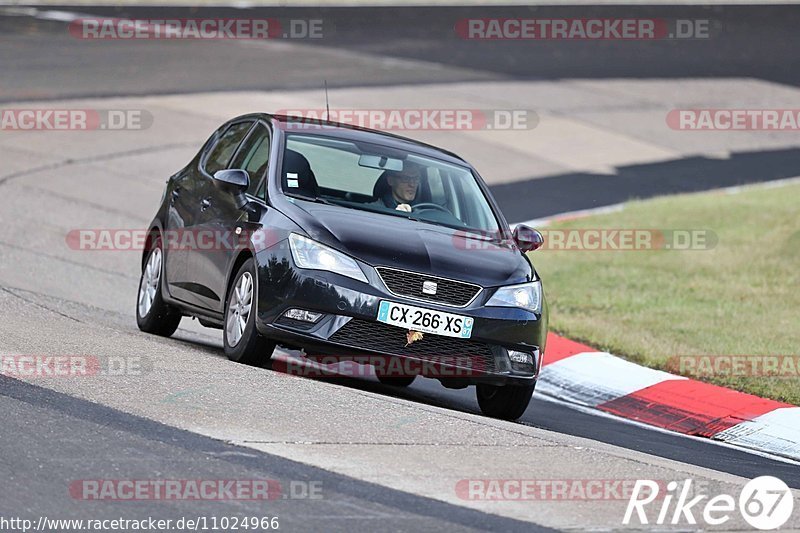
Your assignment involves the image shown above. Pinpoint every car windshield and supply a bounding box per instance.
[281,133,500,233]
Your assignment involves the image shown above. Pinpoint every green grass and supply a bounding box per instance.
[529,182,800,405]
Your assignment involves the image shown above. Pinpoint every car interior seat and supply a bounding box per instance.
[282,149,319,197]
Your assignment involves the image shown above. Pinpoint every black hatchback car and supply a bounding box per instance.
[137,114,547,420]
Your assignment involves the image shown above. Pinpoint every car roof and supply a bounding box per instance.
[234,113,471,168]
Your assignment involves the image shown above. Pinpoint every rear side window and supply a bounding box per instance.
[230,123,271,198]
[204,122,252,175]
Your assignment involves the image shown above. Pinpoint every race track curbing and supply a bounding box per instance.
[539,333,800,462]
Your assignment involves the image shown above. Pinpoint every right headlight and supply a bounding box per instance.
[288,233,368,284]
[486,281,542,313]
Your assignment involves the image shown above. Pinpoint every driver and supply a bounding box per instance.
[375,162,424,213]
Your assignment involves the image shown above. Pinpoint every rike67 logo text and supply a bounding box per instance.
[624,476,794,530]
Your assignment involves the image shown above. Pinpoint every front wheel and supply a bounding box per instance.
[224,258,276,367]
[476,382,535,420]
[136,238,182,337]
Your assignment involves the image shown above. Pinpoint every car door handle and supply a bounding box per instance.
[200,198,211,211]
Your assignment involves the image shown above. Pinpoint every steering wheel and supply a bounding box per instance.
[412,202,451,214]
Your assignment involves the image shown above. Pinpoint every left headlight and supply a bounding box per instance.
[486,281,542,313]
[289,233,368,284]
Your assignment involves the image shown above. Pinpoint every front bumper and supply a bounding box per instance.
[253,245,547,387]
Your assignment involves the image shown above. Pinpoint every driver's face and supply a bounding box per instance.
[388,169,421,203]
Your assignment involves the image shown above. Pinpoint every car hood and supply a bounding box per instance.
[284,201,532,287]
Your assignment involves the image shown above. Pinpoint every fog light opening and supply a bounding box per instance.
[283,309,323,323]
[508,349,536,373]
[508,350,534,365]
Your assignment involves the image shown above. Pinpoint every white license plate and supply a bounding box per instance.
[376,301,474,339]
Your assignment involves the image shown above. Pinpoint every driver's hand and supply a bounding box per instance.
[395,203,412,213]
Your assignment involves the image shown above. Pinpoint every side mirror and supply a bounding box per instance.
[513,224,544,252]
[213,169,250,210]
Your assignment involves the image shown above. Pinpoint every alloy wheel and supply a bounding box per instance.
[137,248,161,318]
[226,271,253,347]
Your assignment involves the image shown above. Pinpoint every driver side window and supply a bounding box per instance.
[204,121,253,176]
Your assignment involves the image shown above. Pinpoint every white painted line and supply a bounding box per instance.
[33,9,84,21]
[9,0,800,6]
[0,7,92,21]
[537,351,683,407]
[721,175,800,196]
[514,203,626,229]
[517,176,800,228]
[713,407,800,462]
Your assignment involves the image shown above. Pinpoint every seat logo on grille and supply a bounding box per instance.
[422,281,438,295]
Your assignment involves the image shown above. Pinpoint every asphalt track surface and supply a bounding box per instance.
[4,4,800,97]
[3,5,800,219]
[1,6,800,531]
[0,375,549,532]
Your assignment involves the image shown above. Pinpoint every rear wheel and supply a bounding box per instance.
[136,238,182,337]
[224,258,276,367]
[476,382,535,420]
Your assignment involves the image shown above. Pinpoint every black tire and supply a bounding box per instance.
[223,258,276,367]
[136,237,182,337]
[376,374,416,387]
[476,382,536,420]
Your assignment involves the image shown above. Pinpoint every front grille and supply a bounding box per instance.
[328,318,496,373]
[376,267,481,307]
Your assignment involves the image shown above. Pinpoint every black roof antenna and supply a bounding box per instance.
[324,80,330,121]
